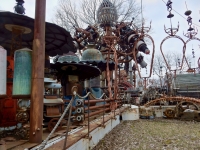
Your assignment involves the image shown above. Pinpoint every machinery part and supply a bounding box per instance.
[76,115,84,122]
[48,118,64,132]
[76,99,84,106]
[175,101,199,118]
[15,128,29,140]
[144,96,200,107]
[76,107,84,114]
[136,53,147,68]
[164,108,175,118]
[16,111,29,123]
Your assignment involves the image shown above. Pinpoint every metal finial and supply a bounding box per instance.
[97,0,118,27]
[14,0,25,14]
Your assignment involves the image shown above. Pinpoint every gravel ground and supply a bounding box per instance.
[93,118,200,150]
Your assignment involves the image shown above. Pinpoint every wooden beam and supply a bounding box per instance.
[29,0,46,143]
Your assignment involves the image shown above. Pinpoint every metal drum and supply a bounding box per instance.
[90,76,100,88]
[13,48,32,98]
[0,46,6,97]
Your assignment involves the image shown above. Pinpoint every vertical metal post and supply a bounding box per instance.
[88,99,90,138]
[29,0,46,143]
[103,96,105,125]
[129,57,133,85]
[63,99,73,150]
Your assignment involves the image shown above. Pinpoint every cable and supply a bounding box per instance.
[161,0,200,28]
[141,0,143,22]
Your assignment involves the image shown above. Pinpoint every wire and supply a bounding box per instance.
[161,0,200,28]
[141,0,143,22]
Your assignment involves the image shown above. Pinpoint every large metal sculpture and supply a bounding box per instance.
[160,0,186,71]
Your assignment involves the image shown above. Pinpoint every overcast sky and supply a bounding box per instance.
[1,0,200,77]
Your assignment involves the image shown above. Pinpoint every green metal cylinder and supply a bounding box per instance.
[13,48,32,98]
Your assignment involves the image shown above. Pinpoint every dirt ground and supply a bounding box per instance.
[93,118,200,150]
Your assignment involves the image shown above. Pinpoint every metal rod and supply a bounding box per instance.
[29,0,46,143]
[84,104,110,111]
[84,98,118,104]
[88,98,90,138]
[103,95,105,125]
[85,108,110,118]
[63,97,73,150]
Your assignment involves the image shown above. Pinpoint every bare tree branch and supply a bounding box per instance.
[53,0,142,32]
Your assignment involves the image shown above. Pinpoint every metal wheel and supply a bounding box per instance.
[175,101,199,118]
[16,111,29,123]
[164,108,175,118]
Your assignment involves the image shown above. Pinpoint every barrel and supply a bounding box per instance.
[13,48,32,98]
[0,46,7,98]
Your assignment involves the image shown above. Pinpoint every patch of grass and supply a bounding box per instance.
[93,118,200,150]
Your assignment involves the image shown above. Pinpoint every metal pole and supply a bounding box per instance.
[63,98,73,150]
[88,99,90,138]
[129,57,133,85]
[103,96,105,125]
[29,0,46,143]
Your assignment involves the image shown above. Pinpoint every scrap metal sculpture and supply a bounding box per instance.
[160,0,186,71]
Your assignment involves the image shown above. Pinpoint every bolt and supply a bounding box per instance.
[33,132,35,135]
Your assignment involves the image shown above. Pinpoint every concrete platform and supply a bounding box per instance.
[1,105,139,150]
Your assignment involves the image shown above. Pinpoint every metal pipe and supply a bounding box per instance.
[84,104,110,111]
[84,98,121,104]
[87,99,90,138]
[29,0,46,143]
[63,97,73,150]
[85,108,110,118]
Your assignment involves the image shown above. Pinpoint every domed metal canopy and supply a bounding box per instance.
[0,11,76,57]
[51,62,101,82]
[51,52,101,82]
[81,44,104,62]
[57,51,80,63]
[80,44,115,71]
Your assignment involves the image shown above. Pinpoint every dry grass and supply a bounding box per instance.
[93,118,200,150]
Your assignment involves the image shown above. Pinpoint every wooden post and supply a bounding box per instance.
[29,0,46,143]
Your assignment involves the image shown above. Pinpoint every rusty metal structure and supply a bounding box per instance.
[141,0,200,121]
[160,0,186,71]
[0,0,154,149]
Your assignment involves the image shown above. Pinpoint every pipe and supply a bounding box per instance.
[85,108,110,118]
[84,98,122,104]
[84,104,110,111]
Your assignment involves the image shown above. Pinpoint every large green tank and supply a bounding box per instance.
[13,48,32,98]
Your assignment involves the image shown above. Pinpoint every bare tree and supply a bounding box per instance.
[153,52,192,76]
[53,0,142,33]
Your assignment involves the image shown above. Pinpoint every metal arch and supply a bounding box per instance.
[141,34,155,78]
[160,35,186,71]
[132,34,155,78]
[182,37,200,69]
[144,96,200,107]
